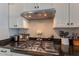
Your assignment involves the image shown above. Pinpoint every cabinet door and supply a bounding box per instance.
[37,3,53,10]
[23,3,36,11]
[9,3,24,28]
[53,3,69,28]
[0,3,9,40]
[70,3,79,27]
[23,3,53,12]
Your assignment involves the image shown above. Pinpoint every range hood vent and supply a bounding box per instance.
[21,8,56,20]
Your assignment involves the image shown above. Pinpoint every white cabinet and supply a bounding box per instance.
[70,3,79,27]
[9,3,53,29]
[23,3,35,11]
[23,3,53,11]
[0,3,9,40]
[9,3,29,29]
[9,17,29,29]
[36,3,53,10]
[53,3,69,28]
[53,3,79,28]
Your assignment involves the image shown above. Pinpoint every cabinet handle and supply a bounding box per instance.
[34,6,39,8]
[71,23,74,25]
[14,25,17,27]
[37,6,39,8]
[67,23,70,25]
[34,6,37,8]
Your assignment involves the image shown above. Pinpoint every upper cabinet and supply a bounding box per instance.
[0,4,9,40]
[9,3,79,29]
[54,3,79,28]
[53,3,69,28]
[9,3,53,29]
[35,3,53,10]
[23,3,53,11]
[70,3,79,27]
[9,3,29,29]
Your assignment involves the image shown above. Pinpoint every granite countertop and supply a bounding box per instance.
[0,40,60,56]
[1,38,79,56]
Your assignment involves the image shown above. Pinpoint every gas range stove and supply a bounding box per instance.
[14,40,58,53]
[4,40,59,55]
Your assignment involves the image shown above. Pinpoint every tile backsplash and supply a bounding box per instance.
[17,19,79,38]
[18,19,54,38]
[53,28,79,38]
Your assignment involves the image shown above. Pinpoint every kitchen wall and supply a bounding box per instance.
[24,19,54,38]
[53,28,79,45]
[18,18,79,38]
[53,28,79,38]
[1,3,79,40]
[9,29,19,36]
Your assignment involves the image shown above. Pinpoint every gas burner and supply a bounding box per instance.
[10,40,59,55]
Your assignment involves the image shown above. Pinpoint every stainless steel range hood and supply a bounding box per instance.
[21,8,56,20]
